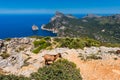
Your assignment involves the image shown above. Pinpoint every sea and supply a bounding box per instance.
[0,14,112,39]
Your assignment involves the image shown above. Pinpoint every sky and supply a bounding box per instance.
[0,0,120,14]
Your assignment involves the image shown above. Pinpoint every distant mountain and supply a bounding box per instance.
[84,14,101,18]
[42,11,120,43]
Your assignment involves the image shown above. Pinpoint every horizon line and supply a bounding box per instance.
[0,9,120,14]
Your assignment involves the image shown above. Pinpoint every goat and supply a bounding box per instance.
[116,50,120,54]
[43,53,62,65]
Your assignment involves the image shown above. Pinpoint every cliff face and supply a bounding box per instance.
[42,11,77,34]
[42,12,120,43]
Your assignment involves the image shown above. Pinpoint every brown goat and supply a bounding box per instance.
[43,53,62,65]
[116,50,120,54]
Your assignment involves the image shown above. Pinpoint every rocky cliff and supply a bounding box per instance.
[42,11,120,43]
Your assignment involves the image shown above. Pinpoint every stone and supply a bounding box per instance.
[0,40,4,48]
[0,60,8,68]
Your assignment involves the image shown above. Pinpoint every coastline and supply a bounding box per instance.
[41,24,58,33]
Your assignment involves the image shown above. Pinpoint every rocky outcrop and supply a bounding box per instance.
[0,53,24,68]
[32,25,39,31]
[41,11,75,34]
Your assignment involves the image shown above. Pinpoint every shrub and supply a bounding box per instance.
[31,59,82,80]
[114,57,118,60]
[54,37,101,49]
[86,54,102,60]
[33,38,52,54]
[84,38,101,47]
[32,47,41,53]
[33,39,46,48]
[5,38,11,41]
[102,43,120,47]
[0,53,10,59]
[43,36,51,41]
[29,36,44,39]
[0,74,30,80]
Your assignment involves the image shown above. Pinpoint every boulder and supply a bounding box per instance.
[20,38,30,44]
[0,40,4,48]
[1,47,7,53]
[0,60,8,68]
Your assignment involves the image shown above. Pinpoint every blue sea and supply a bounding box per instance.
[0,14,56,39]
[0,14,112,39]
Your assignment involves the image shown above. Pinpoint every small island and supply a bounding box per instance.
[32,25,39,31]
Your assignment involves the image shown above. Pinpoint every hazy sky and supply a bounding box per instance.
[0,0,120,14]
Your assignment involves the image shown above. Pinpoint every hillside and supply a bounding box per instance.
[42,11,120,43]
[0,37,120,80]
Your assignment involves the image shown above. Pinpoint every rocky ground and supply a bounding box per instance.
[0,38,120,80]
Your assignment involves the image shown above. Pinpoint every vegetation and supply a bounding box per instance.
[32,37,120,53]
[44,12,120,43]
[54,37,101,49]
[32,37,52,53]
[101,43,120,47]
[0,53,10,59]
[86,54,102,60]
[0,74,30,80]
[79,53,102,61]
[29,36,44,39]
[31,59,82,80]
[0,59,82,80]
[5,38,11,41]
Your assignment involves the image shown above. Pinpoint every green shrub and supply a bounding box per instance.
[33,39,46,47]
[0,53,10,59]
[102,43,120,47]
[33,37,120,53]
[0,74,30,80]
[54,37,101,49]
[29,36,44,39]
[33,38,52,54]
[32,46,41,53]
[43,36,51,41]
[5,38,11,41]
[31,59,82,80]
[84,38,101,47]
[86,54,102,60]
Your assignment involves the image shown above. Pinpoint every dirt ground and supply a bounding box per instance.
[63,51,120,80]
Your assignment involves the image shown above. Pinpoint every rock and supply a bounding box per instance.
[0,60,8,68]
[51,11,64,22]
[55,11,64,18]
[3,52,25,69]
[82,19,88,22]
[1,47,7,53]
[84,47,100,54]
[0,56,3,60]
[32,25,39,31]
[20,38,30,44]
[0,40,4,48]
